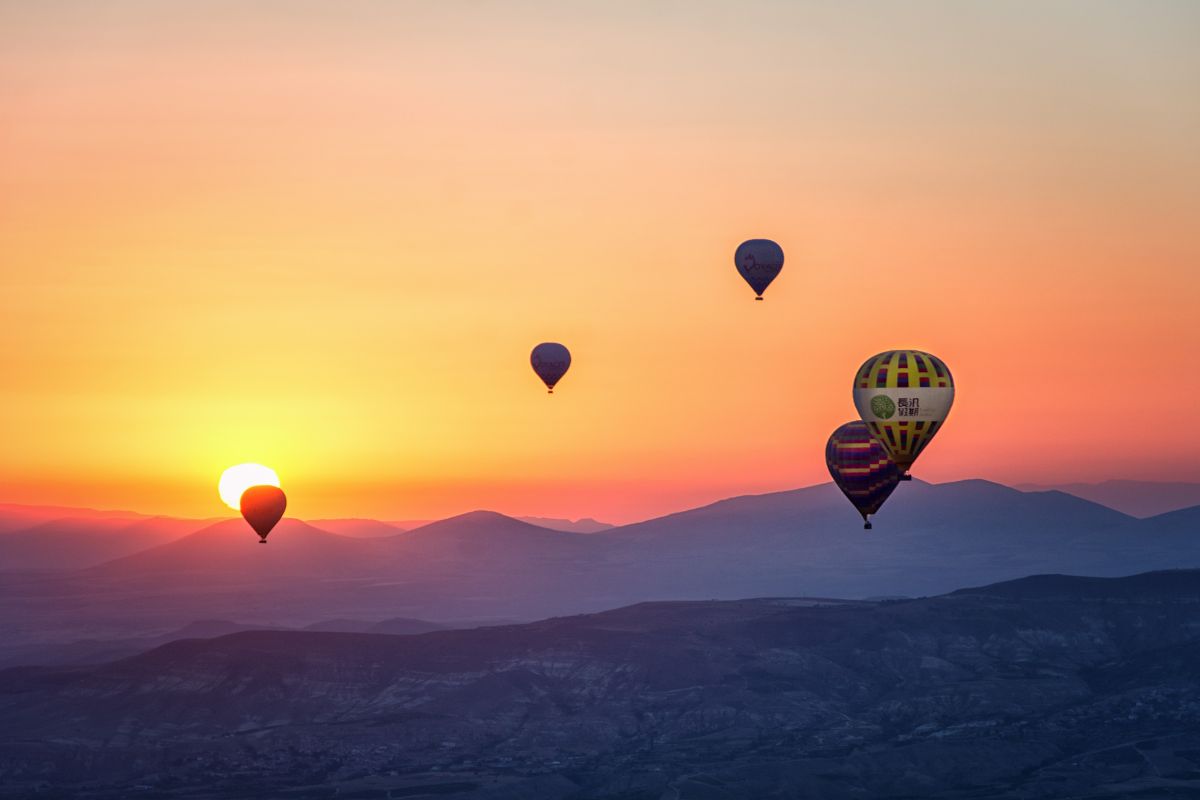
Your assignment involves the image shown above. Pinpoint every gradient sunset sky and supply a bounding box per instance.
[2,1,1198,523]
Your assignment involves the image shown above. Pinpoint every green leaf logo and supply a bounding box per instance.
[870,395,895,419]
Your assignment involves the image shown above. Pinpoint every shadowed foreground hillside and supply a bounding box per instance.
[4,571,1200,798]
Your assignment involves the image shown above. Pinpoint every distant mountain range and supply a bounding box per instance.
[517,516,615,533]
[1,479,1191,570]
[1,479,1199,664]
[0,502,163,532]
[1016,479,1200,517]
[0,511,216,569]
[0,506,615,569]
[5,570,1200,798]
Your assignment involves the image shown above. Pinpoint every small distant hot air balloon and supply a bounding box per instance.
[826,421,901,530]
[531,342,571,393]
[852,350,954,479]
[240,485,287,543]
[734,239,784,300]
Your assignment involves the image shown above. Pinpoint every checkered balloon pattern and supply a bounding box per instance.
[853,349,954,473]
[826,420,901,525]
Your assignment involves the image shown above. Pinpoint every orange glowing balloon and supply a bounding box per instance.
[239,485,287,543]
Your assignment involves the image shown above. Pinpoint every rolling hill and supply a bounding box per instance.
[1017,479,1200,518]
[0,514,209,570]
[90,518,385,578]
[305,518,408,538]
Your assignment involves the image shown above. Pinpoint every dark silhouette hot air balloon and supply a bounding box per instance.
[240,485,286,543]
[826,421,901,530]
[531,342,571,393]
[734,239,784,300]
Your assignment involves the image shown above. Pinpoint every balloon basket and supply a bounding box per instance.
[863,522,872,530]
[755,296,763,301]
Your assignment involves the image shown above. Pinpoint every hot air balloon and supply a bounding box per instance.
[531,342,571,393]
[734,239,784,300]
[852,350,954,479]
[826,421,901,530]
[240,485,286,543]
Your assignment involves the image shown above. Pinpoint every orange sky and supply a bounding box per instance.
[2,2,1198,523]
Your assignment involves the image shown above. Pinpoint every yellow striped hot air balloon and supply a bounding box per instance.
[852,350,954,478]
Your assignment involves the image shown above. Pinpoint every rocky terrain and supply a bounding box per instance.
[4,570,1200,798]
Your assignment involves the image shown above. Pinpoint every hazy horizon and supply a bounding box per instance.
[6,474,1200,528]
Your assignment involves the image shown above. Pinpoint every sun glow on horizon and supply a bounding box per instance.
[2,3,1199,523]
[218,464,281,511]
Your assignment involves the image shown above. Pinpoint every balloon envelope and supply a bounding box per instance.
[531,342,571,392]
[826,421,901,529]
[734,239,784,299]
[240,484,287,542]
[852,350,954,475]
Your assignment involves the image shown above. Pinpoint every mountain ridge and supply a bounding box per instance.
[1016,478,1200,518]
[4,481,1200,661]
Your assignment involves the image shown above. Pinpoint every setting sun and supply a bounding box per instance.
[217,463,281,511]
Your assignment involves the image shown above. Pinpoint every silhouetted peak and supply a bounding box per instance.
[456,510,516,523]
[408,509,546,534]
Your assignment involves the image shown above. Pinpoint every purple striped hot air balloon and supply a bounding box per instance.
[826,421,901,530]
